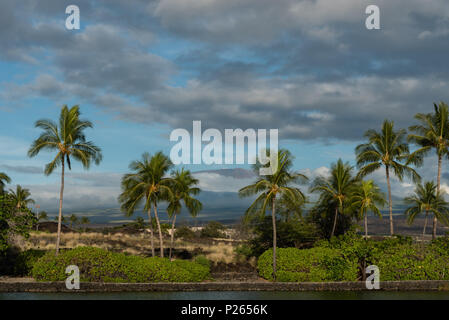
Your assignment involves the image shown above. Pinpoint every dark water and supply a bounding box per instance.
[2,291,449,300]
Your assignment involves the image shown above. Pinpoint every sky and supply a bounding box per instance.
[1,0,449,224]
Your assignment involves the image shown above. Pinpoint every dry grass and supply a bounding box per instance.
[23,231,243,264]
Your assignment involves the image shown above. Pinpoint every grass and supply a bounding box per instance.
[22,231,246,264]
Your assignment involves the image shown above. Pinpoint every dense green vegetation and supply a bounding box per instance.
[32,246,210,282]
[257,233,449,282]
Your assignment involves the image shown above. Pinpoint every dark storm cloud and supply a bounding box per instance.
[2,0,449,141]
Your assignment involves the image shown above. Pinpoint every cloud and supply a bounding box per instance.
[0,165,43,174]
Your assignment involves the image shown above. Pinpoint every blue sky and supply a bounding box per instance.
[1,0,449,223]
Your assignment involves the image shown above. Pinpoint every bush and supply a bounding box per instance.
[32,246,210,282]
[175,226,197,239]
[193,255,211,269]
[246,216,319,257]
[200,221,226,238]
[257,247,358,282]
[0,248,46,276]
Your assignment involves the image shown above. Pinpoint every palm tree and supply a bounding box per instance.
[350,180,386,237]
[167,168,202,260]
[0,172,11,194]
[239,149,308,280]
[28,105,102,255]
[69,214,78,229]
[9,185,35,211]
[119,152,174,258]
[276,192,305,222]
[355,119,420,236]
[408,102,449,239]
[80,216,90,232]
[310,159,358,238]
[404,181,449,237]
[36,211,48,231]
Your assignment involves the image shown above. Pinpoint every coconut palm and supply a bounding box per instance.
[276,192,305,222]
[355,119,421,236]
[0,172,11,194]
[36,211,48,231]
[9,185,35,211]
[28,105,102,254]
[69,214,78,229]
[404,181,449,237]
[119,152,174,258]
[239,149,308,280]
[408,102,449,239]
[80,216,90,232]
[350,180,386,237]
[167,169,202,260]
[310,159,358,238]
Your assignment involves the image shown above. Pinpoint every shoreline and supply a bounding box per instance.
[2,279,449,292]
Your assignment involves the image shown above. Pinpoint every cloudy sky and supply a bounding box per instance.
[1,0,449,223]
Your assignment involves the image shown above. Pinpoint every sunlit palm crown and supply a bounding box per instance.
[404,181,449,225]
[310,159,357,210]
[8,185,35,209]
[356,119,420,182]
[167,168,202,217]
[119,152,175,216]
[0,172,11,193]
[239,149,308,219]
[350,180,386,219]
[27,105,102,175]
[408,102,449,159]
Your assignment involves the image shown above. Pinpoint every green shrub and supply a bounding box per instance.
[175,226,197,239]
[200,221,226,238]
[257,247,358,282]
[193,255,211,269]
[32,246,210,282]
[0,248,46,276]
[370,243,449,280]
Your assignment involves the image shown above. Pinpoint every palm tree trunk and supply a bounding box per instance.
[434,154,442,239]
[423,210,428,237]
[153,201,164,258]
[55,157,65,255]
[271,197,277,281]
[169,214,177,261]
[331,206,338,238]
[146,207,155,257]
[385,166,394,236]
[364,212,368,238]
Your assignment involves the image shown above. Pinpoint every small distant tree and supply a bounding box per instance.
[80,216,90,232]
[135,216,145,230]
[36,211,48,231]
[200,221,227,238]
[69,214,78,229]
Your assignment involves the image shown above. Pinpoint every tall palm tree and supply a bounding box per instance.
[408,102,449,239]
[0,172,11,194]
[355,119,420,236]
[167,169,202,260]
[28,105,102,255]
[350,180,386,237]
[310,159,358,238]
[404,181,449,237]
[9,185,35,211]
[119,152,174,258]
[239,149,308,280]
